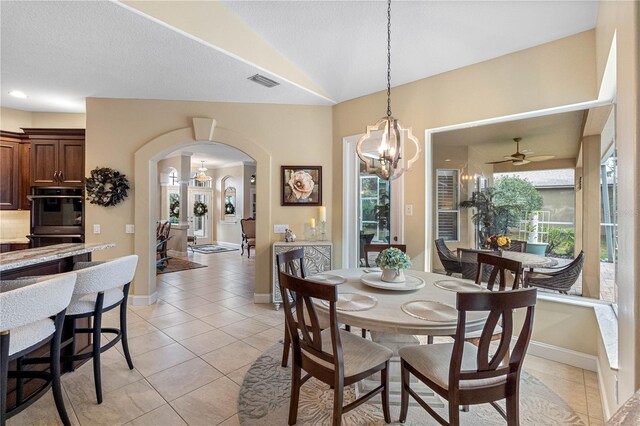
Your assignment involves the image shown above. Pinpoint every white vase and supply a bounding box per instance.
[381,268,406,283]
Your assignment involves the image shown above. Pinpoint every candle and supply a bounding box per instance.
[318,206,326,223]
[310,218,315,228]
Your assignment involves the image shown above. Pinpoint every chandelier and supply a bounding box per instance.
[193,161,212,183]
[356,0,420,181]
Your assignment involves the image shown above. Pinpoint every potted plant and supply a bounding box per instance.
[376,247,412,283]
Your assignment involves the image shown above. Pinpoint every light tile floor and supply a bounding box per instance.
[9,251,605,425]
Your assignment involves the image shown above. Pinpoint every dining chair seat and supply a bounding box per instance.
[399,342,507,391]
[66,287,124,315]
[308,329,392,378]
[7,318,55,356]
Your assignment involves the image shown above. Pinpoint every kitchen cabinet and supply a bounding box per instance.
[0,131,30,210]
[23,128,85,187]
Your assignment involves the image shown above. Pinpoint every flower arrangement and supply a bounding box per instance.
[486,235,511,250]
[375,247,412,271]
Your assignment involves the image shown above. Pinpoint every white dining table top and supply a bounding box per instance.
[500,251,558,268]
[311,268,489,336]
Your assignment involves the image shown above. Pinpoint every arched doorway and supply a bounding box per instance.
[132,118,272,305]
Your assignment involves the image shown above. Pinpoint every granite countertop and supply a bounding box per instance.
[0,243,115,272]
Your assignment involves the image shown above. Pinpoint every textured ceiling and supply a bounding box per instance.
[432,110,586,161]
[164,142,255,169]
[1,0,597,112]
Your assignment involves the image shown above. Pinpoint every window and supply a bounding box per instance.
[437,169,459,241]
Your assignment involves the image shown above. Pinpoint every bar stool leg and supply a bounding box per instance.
[92,295,104,404]
[51,312,71,426]
[1,332,9,426]
[119,297,134,370]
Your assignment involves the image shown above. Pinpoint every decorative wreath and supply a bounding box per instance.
[225,202,235,215]
[193,201,208,217]
[85,167,130,207]
[169,199,180,219]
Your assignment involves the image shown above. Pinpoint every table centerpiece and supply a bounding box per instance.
[376,247,411,283]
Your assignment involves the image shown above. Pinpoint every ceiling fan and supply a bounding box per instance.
[486,137,555,166]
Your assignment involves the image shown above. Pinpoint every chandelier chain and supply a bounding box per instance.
[386,0,392,118]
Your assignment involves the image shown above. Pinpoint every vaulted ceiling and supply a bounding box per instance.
[1,0,598,113]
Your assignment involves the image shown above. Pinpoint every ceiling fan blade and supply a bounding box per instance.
[512,159,531,166]
[485,160,513,164]
[503,155,519,160]
[527,155,555,162]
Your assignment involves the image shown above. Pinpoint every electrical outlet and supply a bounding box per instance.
[405,204,413,216]
[93,224,101,234]
[125,224,135,234]
[274,224,289,234]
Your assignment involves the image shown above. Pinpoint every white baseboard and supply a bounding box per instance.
[129,292,158,306]
[525,339,598,372]
[213,241,241,249]
[597,366,612,420]
[254,293,271,304]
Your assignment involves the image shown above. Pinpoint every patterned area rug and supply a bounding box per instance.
[190,245,238,254]
[156,258,207,274]
[238,344,586,425]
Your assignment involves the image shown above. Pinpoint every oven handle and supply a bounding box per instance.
[27,195,84,200]
[29,234,84,238]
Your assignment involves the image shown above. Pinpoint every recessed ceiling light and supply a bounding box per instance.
[9,90,27,98]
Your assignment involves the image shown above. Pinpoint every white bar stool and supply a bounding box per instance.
[63,255,138,404]
[0,273,77,426]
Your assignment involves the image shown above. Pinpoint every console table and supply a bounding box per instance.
[272,241,332,309]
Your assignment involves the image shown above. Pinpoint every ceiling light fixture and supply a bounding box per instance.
[9,90,27,98]
[356,0,420,181]
[193,161,212,183]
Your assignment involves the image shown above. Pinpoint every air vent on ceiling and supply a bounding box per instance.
[247,74,280,88]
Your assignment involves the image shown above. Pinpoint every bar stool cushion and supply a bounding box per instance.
[9,318,55,356]
[304,329,392,378]
[399,342,506,390]
[66,288,124,315]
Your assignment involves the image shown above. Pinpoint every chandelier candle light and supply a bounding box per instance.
[193,161,212,183]
[356,0,421,181]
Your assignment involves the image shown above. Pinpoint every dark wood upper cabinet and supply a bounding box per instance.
[0,140,20,209]
[0,131,30,210]
[23,129,85,188]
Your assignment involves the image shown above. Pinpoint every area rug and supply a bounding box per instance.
[156,258,207,274]
[190,245,238,254]
[238,343,586,425]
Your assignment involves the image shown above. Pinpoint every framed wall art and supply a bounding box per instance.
[281,166,322,206]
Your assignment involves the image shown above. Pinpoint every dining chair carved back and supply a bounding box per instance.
[240,218,256,258]
[279,271,392,426]
[476,253,523,291]
[399,287,538,426]
[363,243,407,268]
[276,248,307,367]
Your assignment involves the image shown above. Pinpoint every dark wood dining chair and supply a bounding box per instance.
[476,252,523,291]
[504,239,528,253]
[363,243,407,268]
[276,248,309,368]
[457,248,495,282]
[399,287,538,426]
[279,271,392,426]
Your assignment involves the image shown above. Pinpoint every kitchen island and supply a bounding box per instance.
[1,242,115,411]
[0,242,114,278]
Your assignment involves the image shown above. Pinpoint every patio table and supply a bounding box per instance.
[500,251,558,270]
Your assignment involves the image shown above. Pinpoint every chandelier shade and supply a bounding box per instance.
[356,0,420,181]
[193,161,212,183]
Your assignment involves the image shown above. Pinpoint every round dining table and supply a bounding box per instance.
[311,267,490,406]
[312,268,488,337]
[500,250,558,269]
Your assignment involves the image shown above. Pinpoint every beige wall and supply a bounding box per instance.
[0,210,30,240]
[0,107,85,132]
[332,30,597,271]
[85,98,332,298]
[595,0,640,407]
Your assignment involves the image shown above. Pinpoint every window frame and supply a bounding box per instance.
[436,168,460,242]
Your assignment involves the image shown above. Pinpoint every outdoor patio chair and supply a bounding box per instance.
[504,239,528,253]
[435,238,462,276]
[524,251,584,294]
[457,248,497,283]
